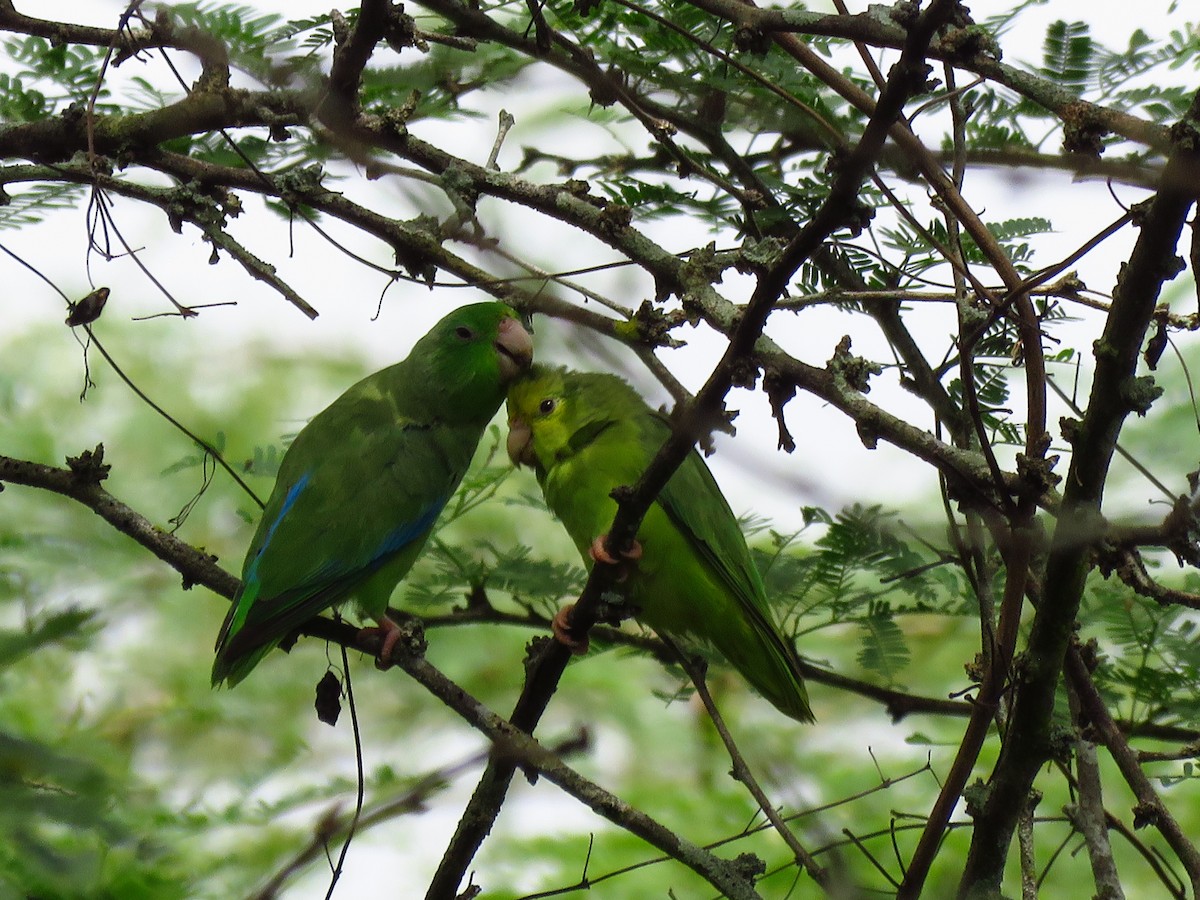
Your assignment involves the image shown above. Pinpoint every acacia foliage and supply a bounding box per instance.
[2,1,1200,898]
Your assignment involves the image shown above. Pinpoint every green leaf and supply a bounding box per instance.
[0,608,97,667]
[1041,20,1094,94]
[855,602,910,685]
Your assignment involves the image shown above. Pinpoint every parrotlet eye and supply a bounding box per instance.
[455,325,474,340]
[538,398,557,415]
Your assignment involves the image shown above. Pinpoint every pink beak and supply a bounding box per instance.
[495,317,533,381]
[507,418,535,467]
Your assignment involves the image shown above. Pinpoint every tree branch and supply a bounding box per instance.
[306,618,767,900]
[959,89,1200,897]
[1064,677,1126,900]
[0,447,239,598]
[1066,646,1200,894]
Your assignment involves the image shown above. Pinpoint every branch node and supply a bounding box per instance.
[828,335,882,392]
[1132,799,1162,830]
[66,443,110,485]
[1119,374,1164,416]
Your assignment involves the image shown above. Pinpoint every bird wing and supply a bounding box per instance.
[636,414,769,612]
[214,398,471,672]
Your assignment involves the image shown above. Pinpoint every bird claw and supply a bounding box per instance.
[553,535,640,652]
[357,617,402,670]
[552,604,589,655]
[589,534,642,582]
[589,533,643,565]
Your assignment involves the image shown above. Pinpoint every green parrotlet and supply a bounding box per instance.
[505,365,812,722]
[212,302,533,687]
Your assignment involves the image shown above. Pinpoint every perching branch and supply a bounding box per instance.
[0,446,763,898]
[311,619,768,900]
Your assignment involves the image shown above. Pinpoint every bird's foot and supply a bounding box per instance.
[588,534,642,582]
[357,616,402,670]
[552,604,590,655]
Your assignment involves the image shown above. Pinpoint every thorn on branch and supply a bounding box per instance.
[596,202,632,236]
[179,552,220,592]
[357,617,427,661]
[1144,305,1170,369]
[1120,374,1164,416]
[735,236,786,275]
[732,25,770,56]
[561,178,598,203]
[731,852,767,881]
[463,584,491,611]
[382,6,421,53]
[1059,415,1080,444]
[1062,101,1110,156]
[764,369,797,452]
[522,634,554,678]
[647,118,677,140]
[937,22,999,61]
[680,241,727,285]
[587,66,623,108]
[853,421,879,450]
[962,778,990,818]
[728,356,759,390]
[1015,448,1061,495]
[66,444,110,485]
[1132,800,1161,830]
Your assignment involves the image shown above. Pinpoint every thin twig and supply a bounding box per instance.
[662,636,833,892]
[1065,679,1126,900]
[323,646,365,900]
[1066,647,1200,894]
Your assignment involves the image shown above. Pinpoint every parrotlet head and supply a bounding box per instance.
[417,303,534,420]
[506,365,634,470]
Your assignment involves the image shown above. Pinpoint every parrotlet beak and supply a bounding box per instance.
[507,418,535,467]
[495,317,534,381]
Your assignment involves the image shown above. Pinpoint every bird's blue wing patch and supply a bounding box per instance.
[291,495,449,586]
[377,500,446,558]
[245,472,310,584]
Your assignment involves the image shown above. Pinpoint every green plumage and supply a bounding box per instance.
[506,365,813,722]
[213,302,532,687]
